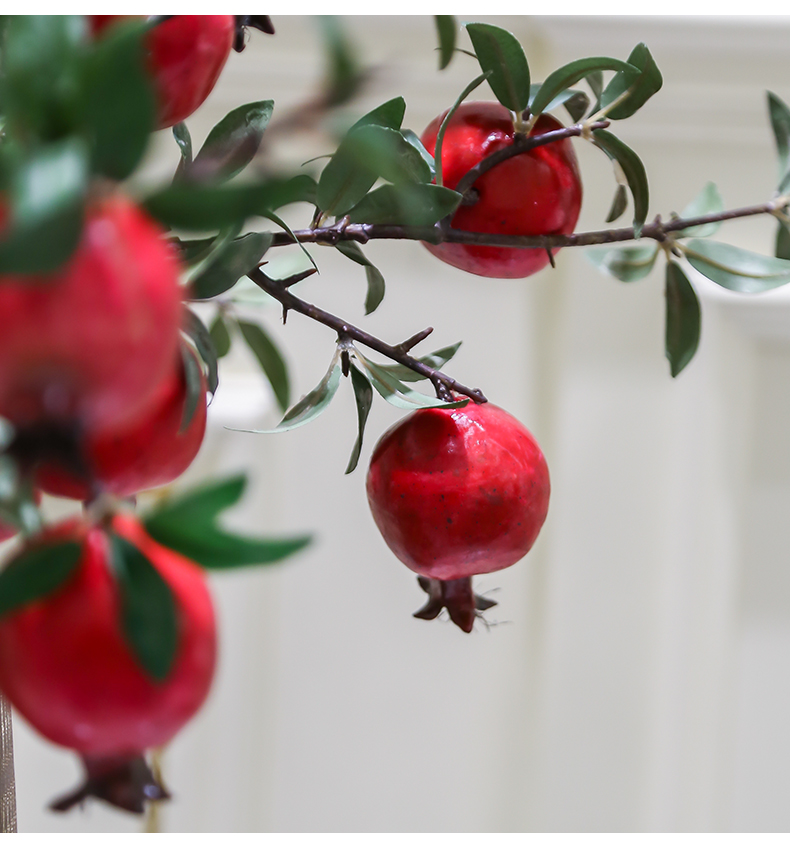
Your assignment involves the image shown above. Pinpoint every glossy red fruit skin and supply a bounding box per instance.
[366,401,550,582]
[35,353,208,501]
[0,193,183,432]
[0,514,216,758]
[91,15,235,129]
[420,102,582,279]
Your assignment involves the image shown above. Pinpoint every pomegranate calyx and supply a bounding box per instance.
[413,576,498,634]
[49,754,170,815]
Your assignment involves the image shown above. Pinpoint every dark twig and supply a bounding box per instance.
[247,268,487,403]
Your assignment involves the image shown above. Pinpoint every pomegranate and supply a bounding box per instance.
[35,350,207,501]
[420,102,582,278]
[366,400,550,632]
[0,513,216,812]
[90,15,236,129]
[0,192,183,437]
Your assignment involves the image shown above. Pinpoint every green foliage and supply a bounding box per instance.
[377,342,463,382]
[179,342,206,433]
[598,43,662,121]
[677,182,724,237]
[665,262,701,377]
[335,242,386,314]
[768,91,790,187]
[210,315,232,359]
[466,22,530,113]
[586,245,658,282]
[685,240,790,292]
[435,16,457,71]
[316,15,363,108]
[0,541,82,619]
[182,232,273,300]
[237,320,291,413]
[592,129,649,235]
[182,309,219,397]
[345,364,374,474]
[530,56,634,119]
[346,183,461,226]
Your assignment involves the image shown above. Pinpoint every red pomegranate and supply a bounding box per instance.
[420,102,582,279]
[90,15,236,129]
[0,192,183,435]
[366,400,550,632]
[0,513,216,812]
[35,350,207,501]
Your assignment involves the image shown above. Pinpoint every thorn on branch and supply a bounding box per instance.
[545,244,555,269]
[395,327,433,355]
[341,349,350,377]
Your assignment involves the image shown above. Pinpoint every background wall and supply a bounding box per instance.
[10,15,790,832]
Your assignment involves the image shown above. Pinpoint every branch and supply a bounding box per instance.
[246,267,487,404]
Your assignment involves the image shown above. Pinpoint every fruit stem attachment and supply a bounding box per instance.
[413,576,497,633]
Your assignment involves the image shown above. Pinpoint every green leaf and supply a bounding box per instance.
[179,341,206,432]
[435,16,457,71]
[188,232,273,300]
[586,245,658,283]
[378,342,463,382]
[346,183,461,226]
[144,175,317,231]
[345,364,374,475]
[466,22,530,113]
[677,182,724,237]
[400,129,436,180]
[665,262,701,378]
[586,70,604,103]
[528,84,589,120]
[529,56,635,119]
[685,239,790,293]
[173,122,193,180]
[335,242,386,314]
[316,144,376,216]
[606,184,628,223]
[592,129,649,236]
[0,541,82,619]
[189,100,274,182]
[316,15,362,108]
[146,475,247,530]
[78,19,156,180]
[210,314,232,359]
[355,353,468,411]
[768,91,790,183]
[237,320,290,412]
[599,43,662,121]
[183,309,219,397]
[261,210,317,271]
[0,138,88,274]
[242,355,342,433]
[110,534,178,683]
[776,222,790,261]
[349,97,406,133]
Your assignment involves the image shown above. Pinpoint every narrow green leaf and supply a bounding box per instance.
[179,341,205,432]
[349,97,406,133]
[237,320,290,412]
[0,541,82,619]
[0,138,88,274]
[665,261,701,377]
[261,210,317,271]
[586,245,658,283]
[529,56,635,119]
[677,182,724,237]
[316,141,377,216]
[466,22,530,113]
[401,129,436,179]
[435,16,457,71]
[144,175,317,231]
[378,342,463,382]
[528,84,589,120]
[111,534,178,683]
[768,91,790,183]
[210,314,232,359]
[599,43,662,121]
[189,100,274,182]
[356,353,468,411]
[79,19,156,180]
[183,310,219,397]
[776,222,790,261]
[685,239,790,292]
[593,129,649,236]
[335,242,386,314]
[189,232,273,300]
[346,183,461,227]
[316,15,363,108]
[240,355,342,434]
[145,475,247,532]
[173,122,193,181]
[606,184,628,223]
[434,71,491,187]
[345,364,374,475]
[586,70,604,103]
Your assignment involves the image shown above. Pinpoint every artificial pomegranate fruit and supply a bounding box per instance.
[35,350,208,502]
[90,15,236,129]
[366,400,550,632]
[420,102,582,279]
[0,513,216,812]
[0,192,183,438]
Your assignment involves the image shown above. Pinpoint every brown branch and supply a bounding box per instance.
[246,268,487,404]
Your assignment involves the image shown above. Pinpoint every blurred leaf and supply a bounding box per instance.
[776,221,790,261]
[599,43,662,121]
[606,184,628,223]
[529,56,635,119]
[173,122,193,180]
[375,342,463,382]
[188,100,273,182]
[346,183,461,226]
[144,175,317,231]
[593,129,649,236]
[466,22,530,113]
[179,341,206,432]
[768,91,790,183]
[183,309,219,397]
[435,16,457,70]
[316,15,362,107]
[187,232,273,300]
[335,242,386,314]
[111,534,177,683]
[586,245,658,282]
[0,541,81,619]
[349,97,406,132]
[345,363,374,474]
[147,475,247,528]
[0,138,88,274]
[685,239,790,292]
[78,19,155,180]
[356,353,468,411]
[237,320,290,412]
[677,182,724,237]
[665,261,701,377]
[209,314,232,359]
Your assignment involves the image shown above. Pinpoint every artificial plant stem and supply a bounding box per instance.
[0,696,16,833]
